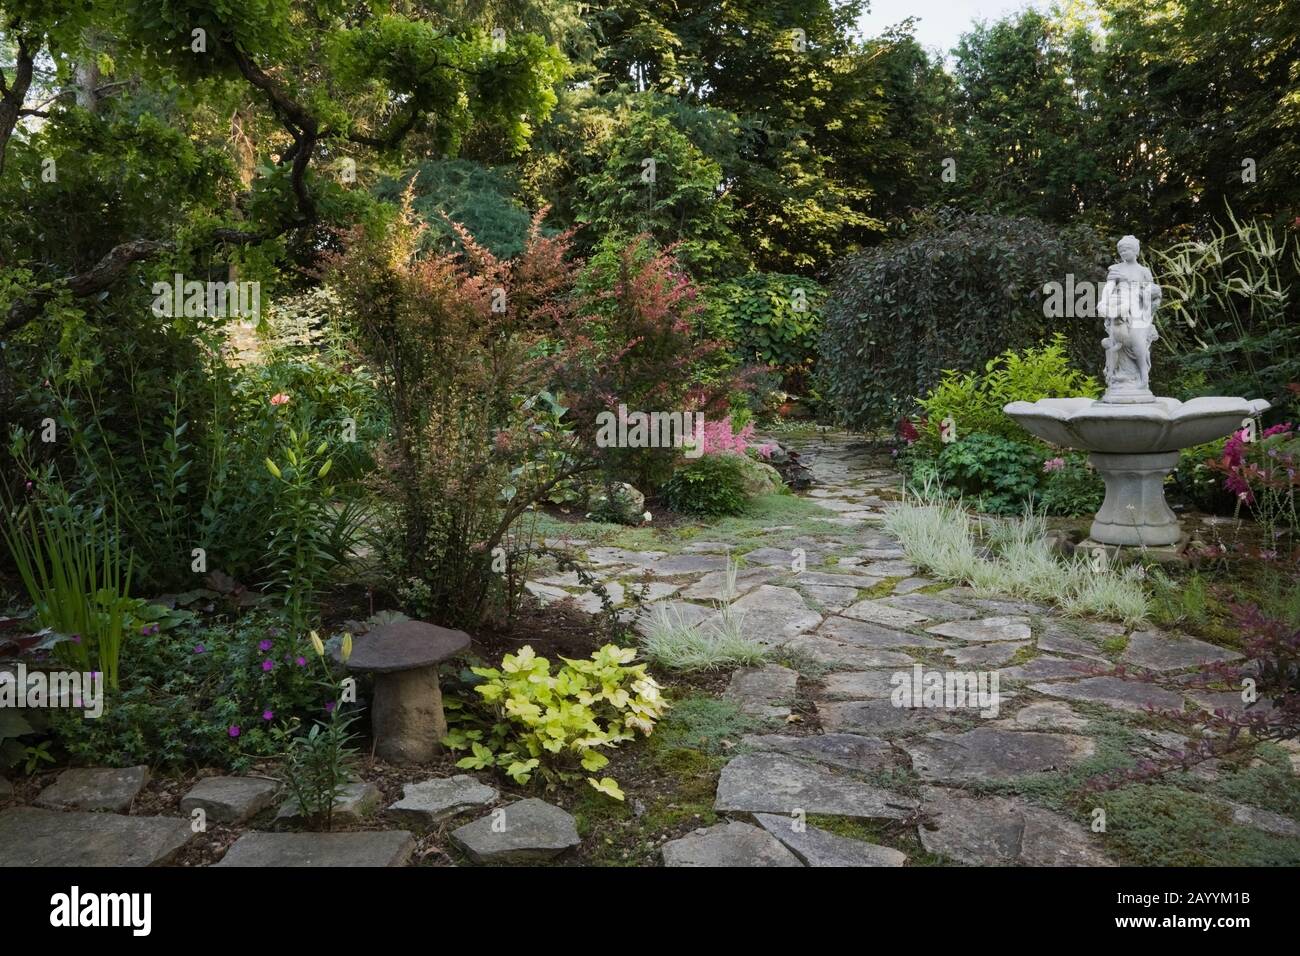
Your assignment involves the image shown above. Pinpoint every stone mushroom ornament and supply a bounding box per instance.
[334,620,470,764]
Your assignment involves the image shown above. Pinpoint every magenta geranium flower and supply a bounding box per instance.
[261,659,274,672]
[194,644,206,654]
[295,656,307,667]
[228,725,241,738]
[262,709,274,721]
[258,639,273,651]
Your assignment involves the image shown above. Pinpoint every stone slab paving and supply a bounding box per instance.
[621,581,681,603]
[817,698,963,735]
[858,560,917,577]
[1185,690,1273,718]
[647,554,731,576]
[0,807,194,866]
[585,547,666,569]
[918,787,1113,866]
[856,546,908,560]
[943,641,1029,667]
[993,700,1090,732]
[880,593,979,621]
[799,584,859,611]
[680,567,778,600]
[36,766,148,812]
[1036,620,1118,663]
[276,781,382,824]
[714,752,917,819]
[724,664,799,719]
[841,598,930,629]
[518,432,1277,867]
[739,733,895,773]
[387,775,498,826]
[722,585,822,645]
[903,728,1095,784]
[451,798,580,863]
[216,831,415,867]
[967,597,1051,616]
[1221,800,1300,838]
[1121,629,1243,671]
[925,616,1033,643]
[739,546,806,567]
[893,577,936,594]
[999,656,1097,682]
[524,581,569,605]
[754,812,907,866]
[818,616,945,649]
[662,821,803,867]
[783,635,916,670]
[818,670,903,701]
[1031,676,1185,713]
[180,776,279,824]
[788,570,885,589]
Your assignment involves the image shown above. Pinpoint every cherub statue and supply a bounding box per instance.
[1097,235,1161,400]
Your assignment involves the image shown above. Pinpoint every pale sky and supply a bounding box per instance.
[860,0,1049,57]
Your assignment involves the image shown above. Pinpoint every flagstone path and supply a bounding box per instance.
[3,431,1295,867]
[527,431,1298,866]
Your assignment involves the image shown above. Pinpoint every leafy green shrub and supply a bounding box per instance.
[575,106,745,279]
[447,644,668,799]
[931,433,1044,515]
[712,273,825,378]
[914,335,1100,451]
[819,209,1106,429]
[662,454,751,517]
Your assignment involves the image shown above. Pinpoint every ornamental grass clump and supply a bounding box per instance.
[640,558,768,671]
[883,484,1149,625]
[446,644,667,800]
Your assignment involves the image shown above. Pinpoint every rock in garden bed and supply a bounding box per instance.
[450,798,580,863]
[0,807,195,867]
[387,775,498,826]
[215,830,416,867]
[661,821,803,867]
[36,766,149,813]
[180,776,280,825]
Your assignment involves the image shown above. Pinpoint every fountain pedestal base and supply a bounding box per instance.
[1088,450,1181,547]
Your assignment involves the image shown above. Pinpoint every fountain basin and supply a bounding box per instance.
[1004,396,1270,547]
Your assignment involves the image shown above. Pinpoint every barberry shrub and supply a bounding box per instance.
[557,235,740,491]
[329,198,591,626]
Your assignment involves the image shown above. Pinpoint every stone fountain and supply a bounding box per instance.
[1005,235,1269,548]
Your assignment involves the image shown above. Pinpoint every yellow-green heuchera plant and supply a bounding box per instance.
[444,644,668,800]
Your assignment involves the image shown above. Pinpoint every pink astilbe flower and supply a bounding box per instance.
[701,416,756,456]
[1043,457,1066,473]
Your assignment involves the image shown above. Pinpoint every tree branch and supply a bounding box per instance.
[0,30,36,179]
[3,239,172,336]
